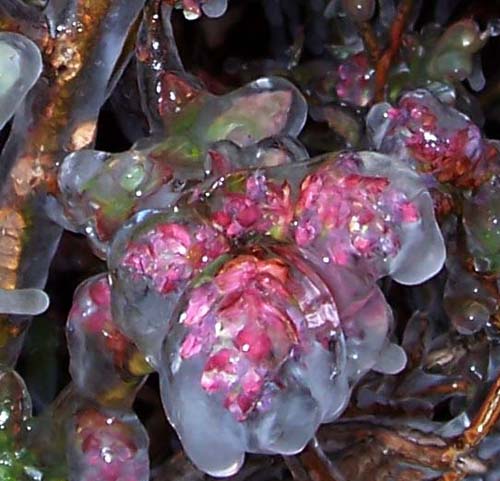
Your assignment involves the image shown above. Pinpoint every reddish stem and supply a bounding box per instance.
[374,0,414,101]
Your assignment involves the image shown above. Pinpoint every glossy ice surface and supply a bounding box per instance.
[0,33,42,130]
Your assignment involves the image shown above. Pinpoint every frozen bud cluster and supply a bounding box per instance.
[368,89,499,187]
[160,247,350,476]
[61,145,444,476]
[294,151,445,284]
[67,274,149,406]
[68,405,149,481]
[108,209,230,364]
[57,77,307,254]
[199,169,295,241]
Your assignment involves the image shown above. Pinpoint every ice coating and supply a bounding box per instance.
[297,252,401,381]
[58,145,183,254]
[341,0,376,22]
[427,20,488,85]
[0,369,45,481]
[173,0,228,20]
[108,209,230,364]
[463,176,500,274]
[444,256,497,335]
[0,288,49,316]
[68,406,149,481]
[201,0,228,18]
[293,151,446,284]
[204,136,309,177]
[160,247,349,476]
[0,32,42,130]
[57,77,307,252]
[367,89,498,188]
[67,274,150,406]
[162,77,307,148]
[336,53,375,107]
[194,169,295,242]
[0,370,32,436]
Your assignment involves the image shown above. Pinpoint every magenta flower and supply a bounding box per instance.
[160,246,350,476]
[109,210,230,364]
[179,254,305,421]
[120,220,229,295]
[336,53,375,107]
[293,151,445,285]
[67,274,146,405]
[201,170,294,241]
[68,275,132,368]
[367,89,498,188]
[294,153,414,277]
[70,407,149,481]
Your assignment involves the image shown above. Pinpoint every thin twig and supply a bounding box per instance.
[357,21,381,64]
[374,0,414,101]
[438,375,500,480]
[283,455,312,481]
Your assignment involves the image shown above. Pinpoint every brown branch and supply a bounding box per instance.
[283,455,312,481]
[374,0,414,102]
[319,369,500,481]
[299,440,343,481]
[317,423,450,471]
[0,0,145,366]
[357,21,381,64]
[437,375,500,480]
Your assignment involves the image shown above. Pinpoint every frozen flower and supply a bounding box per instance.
[108,209,230,365]
[294,151,445,284]
[58,77,308,255]
[160,246,353,476]
[336,53,375,107]
[67,274,150,406]
[367,89,499,188]
[69,406,149,481]
[206,170,294,241]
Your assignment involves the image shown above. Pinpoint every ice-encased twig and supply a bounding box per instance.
[0,0,147,366]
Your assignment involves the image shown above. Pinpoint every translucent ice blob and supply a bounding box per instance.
[159,246,350,476]
[0,32,42,130]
